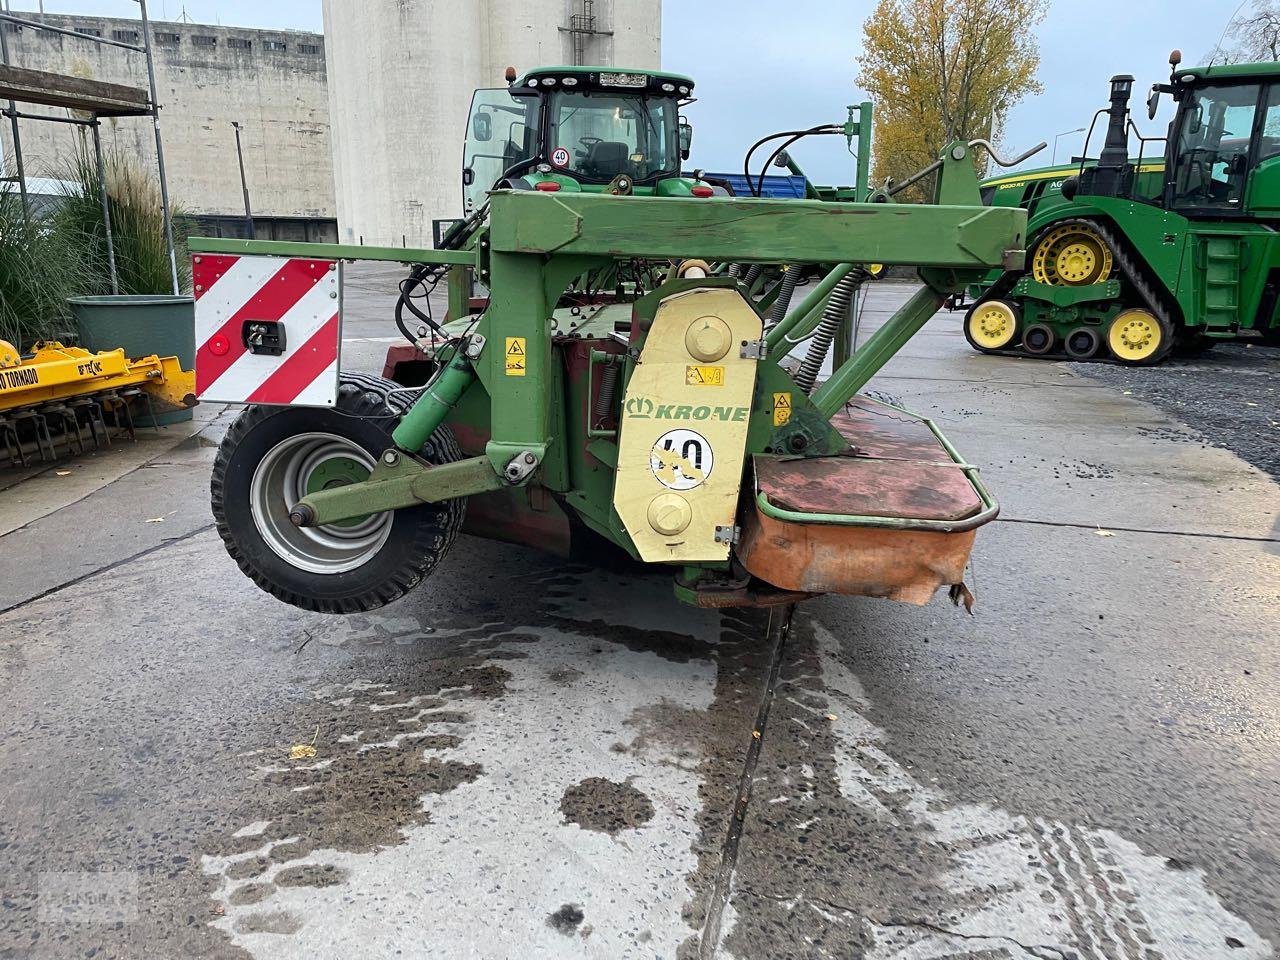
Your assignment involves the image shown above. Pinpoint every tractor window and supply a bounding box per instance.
[1170,83,1260,211]
[547,92,677,183]
[463,89,540,214]
[1258,84,1280,162]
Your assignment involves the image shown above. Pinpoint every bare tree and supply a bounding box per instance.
[1210,1,1280,64]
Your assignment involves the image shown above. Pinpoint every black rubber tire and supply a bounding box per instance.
[210,372,465,614]
[1022,323,1056,356]
[1064,326,1102,360]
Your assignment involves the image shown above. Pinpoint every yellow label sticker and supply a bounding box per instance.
[685,365,725,386]
[504,337,526,376]
[772,391,792,426]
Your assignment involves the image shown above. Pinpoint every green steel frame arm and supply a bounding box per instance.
[220,144,1025,536]
[766,263,855,348]
[188,236,478,267]
[296,455,503,527]
[487,192,1025,270]
[810,284,947,417]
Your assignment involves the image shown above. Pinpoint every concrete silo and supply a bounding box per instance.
[322,0,661,247]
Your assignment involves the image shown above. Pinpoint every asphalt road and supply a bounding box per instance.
[1070,343,1280,483]
[1,274,1277,959]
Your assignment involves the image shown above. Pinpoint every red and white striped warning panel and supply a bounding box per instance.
[193,254,341,407]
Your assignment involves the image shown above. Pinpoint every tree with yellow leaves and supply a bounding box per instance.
[856,0,1047,196]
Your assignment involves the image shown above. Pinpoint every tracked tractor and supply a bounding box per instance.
[193,66,1029,614]
[960,52,1280,364]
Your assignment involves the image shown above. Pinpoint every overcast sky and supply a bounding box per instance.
[3,0,1247,182]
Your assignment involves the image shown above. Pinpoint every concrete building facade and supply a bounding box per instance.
[1,13,335,239]
[322,0,662,247]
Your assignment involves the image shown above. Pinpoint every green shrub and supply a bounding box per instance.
[0,182,79,350]
[0,144,188,352]
[55,144,191,298]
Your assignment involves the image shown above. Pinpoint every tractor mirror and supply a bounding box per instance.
[472,111,493,143]
[462,167,475,186]
[1147,86,1160,121]
[678,120,693,160]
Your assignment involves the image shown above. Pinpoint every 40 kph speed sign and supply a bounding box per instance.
[650,429,713,491]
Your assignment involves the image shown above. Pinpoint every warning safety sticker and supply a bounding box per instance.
[505,337,526,376]
[685,365,724,386]
[772,391,792,426]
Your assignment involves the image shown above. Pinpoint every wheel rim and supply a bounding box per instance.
[1107,309,1163,362]
[1065,327,1100,359]
[1023,324,1054,354]
[250,432,393,574]
[1031,224,1114,286]
[968,302,1018,349]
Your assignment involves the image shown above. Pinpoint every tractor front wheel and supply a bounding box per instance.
[964,299,1021,354]
[1106,308,1173,366]
[210,373,465,614]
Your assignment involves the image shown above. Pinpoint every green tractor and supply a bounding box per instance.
[192,66,1028,614]
[960,52,1280,364]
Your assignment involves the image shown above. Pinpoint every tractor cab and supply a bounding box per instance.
[462,66,696,212]
[1149,55,1280,217]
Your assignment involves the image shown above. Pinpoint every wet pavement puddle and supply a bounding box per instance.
[198,566,755,958]
[3,534,1270,959]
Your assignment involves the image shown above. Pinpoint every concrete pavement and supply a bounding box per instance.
[0,278,1276,959]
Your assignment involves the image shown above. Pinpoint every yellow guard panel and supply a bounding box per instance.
[614,287,761,562]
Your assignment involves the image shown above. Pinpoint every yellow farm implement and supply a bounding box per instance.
[0,340,196,466]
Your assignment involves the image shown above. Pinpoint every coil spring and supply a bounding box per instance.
[768,266,801,327]
[593,360,619,425]
[793,272,861,395]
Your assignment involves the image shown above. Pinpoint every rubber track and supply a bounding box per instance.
[970,217,1176,363]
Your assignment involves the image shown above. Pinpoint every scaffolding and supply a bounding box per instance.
[559,0,612,66]
[0,0,179,295]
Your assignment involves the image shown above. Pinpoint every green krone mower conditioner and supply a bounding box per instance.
[192,66,1028,614]
[960,52,1280,364]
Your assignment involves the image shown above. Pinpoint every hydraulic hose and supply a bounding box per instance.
[393,201,491,345]
[755,130,838,199]
[741,125,840,197]
[793,272,861,395]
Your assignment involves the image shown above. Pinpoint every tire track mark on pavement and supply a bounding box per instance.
[697,605,794,959]
[707,615,1271,960]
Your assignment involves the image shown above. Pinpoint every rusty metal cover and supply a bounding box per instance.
[831,397,953,462]
[738,507,977,605]
[739,396,987,604]
[755,456,981,522]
